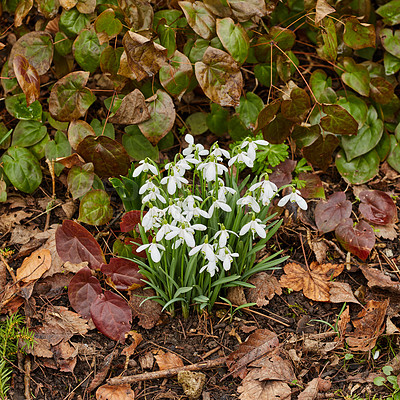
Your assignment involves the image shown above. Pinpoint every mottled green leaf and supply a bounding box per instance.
[387,134,400,172]
[59,8,90,38]
[281,88,310,123]
[12,120,47,147]
[123,125,159,161]
[55,32,73,57]
[179,1,216,40]
[156,22,176,58]
[320,104,358,136]
[292,125,321,149]
[118,0,154,31]
[37,0,60,19]
[317,17,337,62]
[254,63,278,88]
[186,112,208,135]
[236,92,263,129]
[90,119,115,139]
[380,28,400,59]
[3,147,42,193]
[343,17,375,50]
[384,52,400,75]
[303,133,339,171]
[309,69,337,103]
[45,131,72,176]
[337,95,368,128]
[376,0,400,25]
[1,60,18,94]
[68,120,95,150]
[94,9,123,45]
[336,149,380,184]
[5,94,42,121]
[79,189,113,226]
[67,163,95,200]
[370,77,394,105]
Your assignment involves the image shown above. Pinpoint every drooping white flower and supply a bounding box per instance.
[183,207,210,221]
[228,151,254,168]
[209,144,230,160]
[237,193,261,213]
[160,174,188,195]
[136,242,165,263]
[208,199,232,216]
[183,134,209,157]
[189,240,217,262]
[217,247,239,271]
[141,206,163,231]
[277,189,308,210]
[182,195,203,210]
[165,223,206,248]
[240,138,269,161]
[239,217,266,239]
[200,260,218,277]
[139,181,166,204]
[132,159,158,177]
[249,180,278,205]
[197,160,228,182]
[212,226,238,248]
[156,222,174,241]
[216,182,236,202]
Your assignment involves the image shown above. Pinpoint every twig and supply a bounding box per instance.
[107,357,226,385]
[24,356,31,400]
[44,159,56,232]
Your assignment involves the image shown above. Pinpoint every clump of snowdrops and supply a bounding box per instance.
[128,135,307,317]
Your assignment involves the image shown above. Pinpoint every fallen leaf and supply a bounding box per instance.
[9,224,40,245]
[178,371,206,399]
[346,299,389,351]
[16,249,51,283]
[246,273,282,307]
[109,89,150,125]
[129,287,162,329]
[226,329,279,379]
[96,384,135,399]
[0,210,32,234]
[298,377,331,400]
[360,266,400,294]
[89,350,116,392]
[238,372,291,400]
[329,282,359,304]
[121,331,143,357]
[336,305,350,345]
[155,351,184,371]
[315,0,336,24]
[279,262,344,302]
[249,353,296,382]
[13,55,40,106]
[374,224,397,240]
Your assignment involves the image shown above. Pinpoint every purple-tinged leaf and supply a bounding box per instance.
[120,210,143,232]
[100,258,145,290]
[90,290,132,342]
[302,133,339,171]
[269,159,296,188]
[359,190,398,226]
[335,219,375,261]
[68,266,102,319]
[298,173,325,199]
[56,220,106,269]
[314,192,352,233]
[320,104,358,136]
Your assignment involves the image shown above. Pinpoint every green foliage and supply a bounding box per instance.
[0,314,35,399]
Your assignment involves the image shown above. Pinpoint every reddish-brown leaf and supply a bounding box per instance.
[359,190,398,225]
[155,351,184,371]
[56,220,106,269]
[96,384,135,399]
[120,210,143,232]
[13,55,40,106]
[100,258,145,290]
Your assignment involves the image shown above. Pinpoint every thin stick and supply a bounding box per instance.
[44,159,56,232]
[107,357,226,385]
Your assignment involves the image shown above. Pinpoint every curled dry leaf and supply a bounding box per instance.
[155,351,184,371]
[121,331,143,357]
[96,384,135,400]
[360,265,400,294]
[16,249,51,283]
[13,55,40,106]
[248,353,296,383]
[315,0,336,24]
[298,377,331,400]
[279,262,344,302]
[238,373,291,400]
[346,299,389,351]
[109,89,150,125]
[129,287,162,329]
[119,31,167,81]
[246,273,282,307]
[226,329,279,379]
[195,47,243,107]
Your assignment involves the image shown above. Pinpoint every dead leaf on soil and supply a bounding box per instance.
[155,350,184,371]
[226,329,279,379]
[96,384,135,400]
[226,285,247,306]
[335,305,350,345]
[237,371,291,400]
[298,377,331,400]
[308,238,328,264]
[25,336,54,358]
[16,249,51,283]
[89,350,117,392]
[375,224,397,240]
[329,282,359,304]
[129,287,162,329]
[360,266,400,294]
[0,210,32,234]
[52,340,79,372]
[9,224,40,245]
[303,338,337,355]
[346,299,389,351]
[178,371,206,400]
[279,262,344,302]
[139,351,154,370]
[121,331,143,358]
[247,273,282,307]
[109,89,150,125]
[315,0,336,24]
[249,353,296,382]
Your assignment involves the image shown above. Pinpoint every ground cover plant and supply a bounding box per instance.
[0,0,400,398]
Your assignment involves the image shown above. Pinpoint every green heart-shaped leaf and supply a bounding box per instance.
[45,131,72,176]
[94,9,122,45]
[343,17,375,50]
[380,28,400,58]
[387,134,400,172]
[12,120,47,147]
[281,88,310,122]
[320,104,358,136]
[317,17,337,62]
[309,69,337,103]
[179,1,216,40]
[206,103,229,135]
[336,95,368,128]
[59,8,90,38]
[67,163,95,200]
[78,189,113,226]
[376,0,400,25]
[123,125,159,161]
[5,94,42,121]
[236,92,264,129]
[341,57,370,96]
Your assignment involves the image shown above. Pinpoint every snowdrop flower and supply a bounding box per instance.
[216,183,236,202]
[209,143,230,160]
[160,174,188,195]
[228,151,254,168]
[277,189,308,210]
[237,193,260,213]
[249,180,278,205]
[239,217,266,239]
[197,160,228,182]
[139,181,166,204]
[142,206,163,231]
[182,195,203,210]
[189,238,217,262]
[167,159,192,176]
[156,222,174,241]
[132,159,158,177]
[183,134,209,157]
[208,199,232,216]
[165,223,206,248]
[200,260,218,277]
[136,241,165,263]
[183,206,209,221]
[164,203,185,222]
[217,247,239,271]
[240,138,269,161]
[212,226,238,248]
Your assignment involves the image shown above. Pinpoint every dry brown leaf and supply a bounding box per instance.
[121,331,143,357]
[249,353,296,382]
[335,305,350,344]
[329,282,359,304]
[96,384,135,399]
[346,299,389,351]
[60,0,77,9]
[155,351,184,371]
[119,31,167,81]
[129,287,162,329]
[0,42,5,50]
[25,336,53,358]
[374,224,397,240]
[226,329,279,379]
[0,210,32,234]
[109,89,150,125]
[16,249,51,283]
[178,371,206,400]
[89,350,116,392]
[9,224,40,245]
[238,371,291,400]
[226,286,247,306]
[139,351,154,370]
[279,262,344,302]
[298,377,331,400]
[247,273,282,307]
[315,0,336,24]
[309,239,328,264]
[360,266,400,294]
